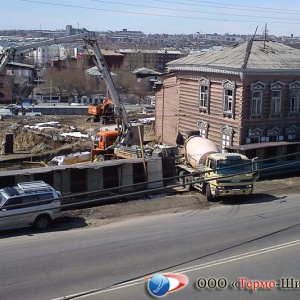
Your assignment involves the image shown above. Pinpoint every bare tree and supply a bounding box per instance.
[44,67,89,100]
[119,51,157,72]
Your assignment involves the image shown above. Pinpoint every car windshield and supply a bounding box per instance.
[216,159,252,175]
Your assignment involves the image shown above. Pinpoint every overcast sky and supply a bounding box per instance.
[2,0,300,36]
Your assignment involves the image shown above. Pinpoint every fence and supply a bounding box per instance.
[258,159,300,179]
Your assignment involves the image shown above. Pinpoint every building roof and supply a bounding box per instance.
[0,157,154,178]
[167,40,300,75]
[132,67,163,76]
[85,66,116,76]
[85,48,124,57]
[7,62,35,69]
[117,49,183,55]
[100,49,124,56]
[226,141,300,151]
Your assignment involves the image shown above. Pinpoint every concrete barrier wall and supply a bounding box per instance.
[31,106,88,116]
[0,157,169,195]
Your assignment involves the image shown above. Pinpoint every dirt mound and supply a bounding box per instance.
[0,115,101,163]
[31,142,53,154]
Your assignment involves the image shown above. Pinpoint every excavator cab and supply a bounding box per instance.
[88,98,115,123]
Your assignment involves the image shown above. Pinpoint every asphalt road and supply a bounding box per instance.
[1,193,300,300]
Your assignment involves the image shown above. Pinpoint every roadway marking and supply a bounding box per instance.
[52,239,300,300]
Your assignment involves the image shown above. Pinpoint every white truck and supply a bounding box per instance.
[176,135,258,201]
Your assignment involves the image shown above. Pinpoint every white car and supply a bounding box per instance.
[0,181,63,231]
[3,104,19,110]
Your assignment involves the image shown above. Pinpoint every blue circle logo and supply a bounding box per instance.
[148,274,170,297]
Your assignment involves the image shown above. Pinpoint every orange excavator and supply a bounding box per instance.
[88,97,115,124]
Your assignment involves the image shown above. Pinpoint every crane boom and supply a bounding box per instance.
[0,33,86,73]
[0,31,132,141]
[83,35,132,137]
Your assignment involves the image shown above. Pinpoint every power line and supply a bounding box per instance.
[19,0,300,25]
[90,0,300,21]
[177,0,300,14]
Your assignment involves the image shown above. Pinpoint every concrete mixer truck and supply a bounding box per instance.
[176,134,258,201]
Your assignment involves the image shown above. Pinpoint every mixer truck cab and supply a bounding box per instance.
[203,153,257,201]
[176,135,258,201]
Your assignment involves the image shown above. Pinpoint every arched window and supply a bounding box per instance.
[270,81,284,116]
[250,81,265,117]
[198,77,210,113]
[222,80,235,117]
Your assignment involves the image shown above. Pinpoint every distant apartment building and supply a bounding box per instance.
[65,25,88,36]
[28,45,82,67]
[0,62,35,103]
[6,62,35,83]
[77,49,124,70]
[29,45,60,66]
[117,49,185,72]
[108,28,145,44]
[200,33,245,43]
[0,73,13,103]
[66,25,73,36]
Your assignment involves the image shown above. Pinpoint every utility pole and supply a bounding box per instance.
[50,77,52,105]
[263,23,268,49]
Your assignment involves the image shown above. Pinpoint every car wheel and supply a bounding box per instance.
[34,215,51,230]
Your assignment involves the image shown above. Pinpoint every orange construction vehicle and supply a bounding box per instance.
[88,98,116,123]
[91,129,119,161]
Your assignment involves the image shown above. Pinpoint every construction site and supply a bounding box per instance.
[0,112,156,170]
[1,30,299,218]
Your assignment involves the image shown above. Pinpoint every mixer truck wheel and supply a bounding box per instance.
[206,183,213,201]
[201,183,206,195]
[179,171,192,191]
[96,154,105,161]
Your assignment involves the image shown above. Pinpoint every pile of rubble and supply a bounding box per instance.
[0,114,157,165]
[0,115,101,160]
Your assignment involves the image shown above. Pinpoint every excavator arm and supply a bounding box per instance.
[83,36,132,141]
[0,31,132,143]
[0,49,10,74]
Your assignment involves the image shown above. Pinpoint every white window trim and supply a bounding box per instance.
[270,81,284,116]
[199,85,208,109]
[285,125,298,140]
[251,90,263,116]
[270,90,282,114]
[197,120,209,138]
[223,89,234,115]
[289,89,299,114]
[222,80,235,117]
[199,128,206,137]
[288,134,296,140]
[199,77,210,113]
[250,81,266,91]
[220,125,233,152]
[221,133,231,152]
[250,81,265,118]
